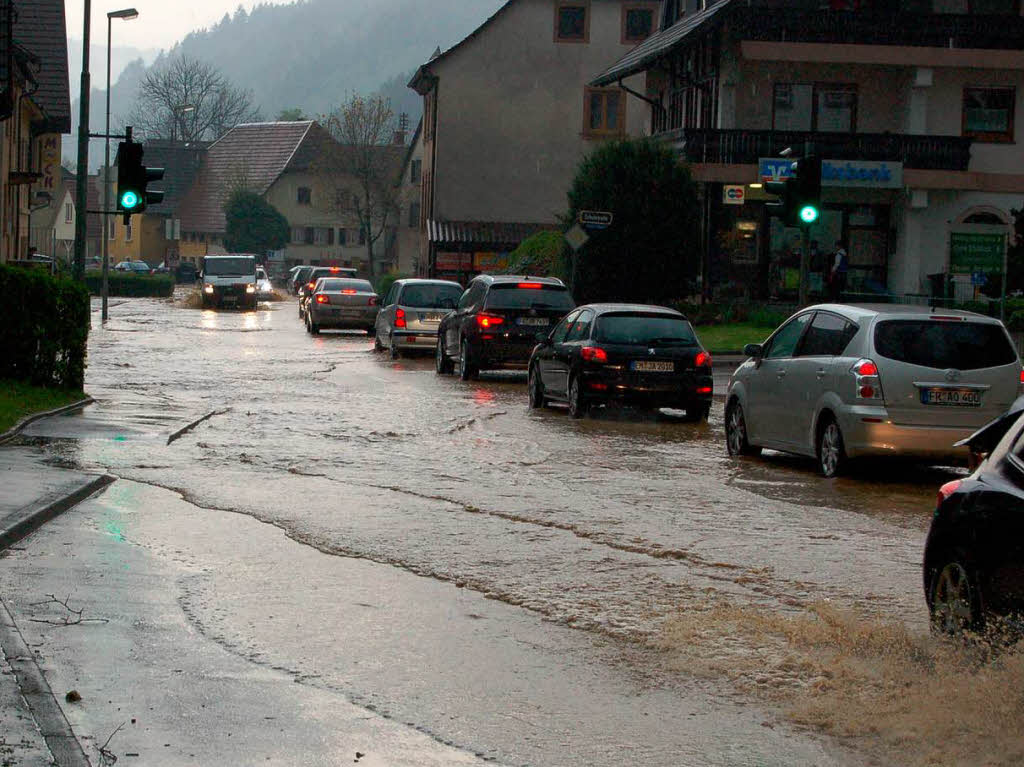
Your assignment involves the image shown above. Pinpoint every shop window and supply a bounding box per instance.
[963,87,1015,143]
[584,87,625,137]
[555,1,589,43]
[773,84,857,133]
[622,4,657,44]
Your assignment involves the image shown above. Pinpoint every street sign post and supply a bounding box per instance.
[578,211,613,230]
[564,224,589,251]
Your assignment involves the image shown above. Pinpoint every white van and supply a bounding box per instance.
[201,255,258,310]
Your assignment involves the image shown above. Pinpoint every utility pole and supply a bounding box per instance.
[72,0,91,282]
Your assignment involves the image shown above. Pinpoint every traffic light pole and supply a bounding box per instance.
[799,226,811,307]
[72,0,91,282]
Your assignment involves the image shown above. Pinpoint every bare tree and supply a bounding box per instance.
[319,95,403,278]
[127,55,261,143]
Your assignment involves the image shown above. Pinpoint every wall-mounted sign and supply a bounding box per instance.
[821,160,903,189]
[950,232,1005,274]
[723,185,746,205]
[578,210,613,229]
[435,252,473,271]
[474,251,508,273]
[40,134,60,193]
[759,158,794,183]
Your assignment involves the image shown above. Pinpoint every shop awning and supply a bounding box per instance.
[427,219,556,247]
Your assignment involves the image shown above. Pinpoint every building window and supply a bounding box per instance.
[314,227,333,245]
[622,4,656,44]
[64,203,73,223]
[303,227,315,244]
[555,1,589,43]
[409,202,421,228]
[338,228,347,246]
[963,87,1015,143]
[297,187,312,205]
[290,227,304,244]
[773,83,857,133]
[410,159,421,184]
[358,227,367,245]
[125,219,133,242]
[584,87,625,137]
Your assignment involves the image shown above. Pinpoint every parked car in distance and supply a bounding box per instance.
[114,260,152,274]
[289,265,313,295]
[200,254,258,310]
[299,267,358,319]
[436,275,576,380]
[375,279,463,358]
[175,262,198,283]
[528,304,713,420]
[256,267,274,299]
[725,304,1023,477]
[924,399,1024,637]
[305,277,378,335]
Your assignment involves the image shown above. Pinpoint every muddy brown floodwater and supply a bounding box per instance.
[20,291,1023,766]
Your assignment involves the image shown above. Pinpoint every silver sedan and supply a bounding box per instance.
[305,278,378,335]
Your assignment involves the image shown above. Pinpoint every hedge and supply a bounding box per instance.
[0,264,90,389]
[84,272,175,297]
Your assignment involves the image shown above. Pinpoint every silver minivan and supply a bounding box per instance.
[725,304,1022,476]
[375,279,463,358]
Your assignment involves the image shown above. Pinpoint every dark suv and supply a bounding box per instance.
[435,275,575,380]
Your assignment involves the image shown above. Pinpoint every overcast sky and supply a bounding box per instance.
[66,0,270,51]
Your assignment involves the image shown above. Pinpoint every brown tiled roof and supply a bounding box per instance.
[13,0,70,133]
[177,121,317,234]
[137,140,210,217]
[427,219,557,247]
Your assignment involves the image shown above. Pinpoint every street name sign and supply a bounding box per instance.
[578,210,613,229]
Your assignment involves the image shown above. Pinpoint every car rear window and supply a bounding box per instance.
[594,313,698,346]
[484,284,575,311]
[400,284,463,308]
[321,279,373,292]
[874,320,1017,370]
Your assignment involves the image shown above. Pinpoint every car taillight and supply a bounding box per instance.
[695,351,712,368]
[368,296,377,306]
[315,294,329,304]
[852,358,883,401]
[306,282,315,291]
[937,479,962,508]
[477,314,504,328]
[697,386,713,395]
[581,346,608,363]
[517,282,543,289]
[1019,368,1024,395]
[395,308,406,328]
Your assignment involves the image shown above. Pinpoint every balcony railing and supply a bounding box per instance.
[663,128,972,171]
[731,10,1024,51]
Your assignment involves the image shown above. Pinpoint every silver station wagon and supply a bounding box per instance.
[375,278,463,358]
[725,304,1023,477]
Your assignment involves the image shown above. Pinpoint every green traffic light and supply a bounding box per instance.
[120,190,140,210]
[799,205,819,224]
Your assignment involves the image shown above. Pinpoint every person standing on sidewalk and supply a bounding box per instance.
[829,239,848,302]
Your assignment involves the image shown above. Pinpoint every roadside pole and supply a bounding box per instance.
[1001,231,1009,323]
[799,226,810,307]
[72,0,91,282]
[102,13,111,320]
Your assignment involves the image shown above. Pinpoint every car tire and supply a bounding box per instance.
[929,554,984,636]
[725,400,761,457]
[436,336,453,375]
[568,375,588,419]
[310,322,320,335]
[817,416,846,478]
[528,365,547,409]
[459,339,478,381]
[374,334,384,352]
[682,404,711,423]
[390,341,400,360]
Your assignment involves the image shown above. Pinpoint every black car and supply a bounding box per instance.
[527,304,713,421]
[290,266,314,295]
[924,398,1024,636]
[175,262,198,283]
[435,275,575,380]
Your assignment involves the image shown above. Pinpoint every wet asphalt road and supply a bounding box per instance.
[14,292,967,765]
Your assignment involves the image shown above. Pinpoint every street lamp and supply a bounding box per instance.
[171,104,196,144]
[102,7,139,322]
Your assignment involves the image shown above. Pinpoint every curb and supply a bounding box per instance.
[0,397,94,446]
[0,474,115,552]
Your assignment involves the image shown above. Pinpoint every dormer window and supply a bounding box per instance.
[555,1,589,43]
[622,4,658,44]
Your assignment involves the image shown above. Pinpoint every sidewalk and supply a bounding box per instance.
[1,445,113,767]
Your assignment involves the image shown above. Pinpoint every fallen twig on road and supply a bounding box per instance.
[28,593,109,627]
[97,722,126,766]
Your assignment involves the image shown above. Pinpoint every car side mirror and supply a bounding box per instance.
[743,343,763,359]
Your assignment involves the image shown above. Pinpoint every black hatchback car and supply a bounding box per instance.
[527,304,713,420]
[924,398,1024,636]
[435,275,575,380]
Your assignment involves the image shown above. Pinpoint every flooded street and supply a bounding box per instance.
[13,292,1015,766]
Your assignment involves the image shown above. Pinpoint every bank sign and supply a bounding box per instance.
[758,158,903,189]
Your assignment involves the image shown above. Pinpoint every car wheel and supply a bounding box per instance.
[929,556,984,636]
[459,339,478,381]
[528,365,547,409]
[310,322,320,335]
[436,336,453,375]
[568,375,588,419]
[390,340,400,360]
[725,401,761,457]
[817,417,846,478]
[374,334,384,352]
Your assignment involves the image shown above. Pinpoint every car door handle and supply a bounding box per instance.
[776,370,787,378]
[816,369,827,380]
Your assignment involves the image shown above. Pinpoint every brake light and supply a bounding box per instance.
[395,308,407,328]
[854,360,878,376]
[315,294,329,304]
[931,315,964,322]
[329,267,341,272]
[368,296,377,306]
[695,351,712,368]
[581,346,608,363]
[517,282,543,289]
[852,359,882,401]
[306,282,315,290]
[341,289,357,294]
[937,479,962,508]
[477,314,504,328]
[697,386,713,395]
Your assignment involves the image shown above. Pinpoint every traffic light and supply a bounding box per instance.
[115,129,164,221]
[764,154,822,228]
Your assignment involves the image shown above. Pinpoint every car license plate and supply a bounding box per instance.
[631,361,674,372]
[518,317,548,326]
[342,309,361,318]
[421,313,443,322]
[921,387,982,407]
